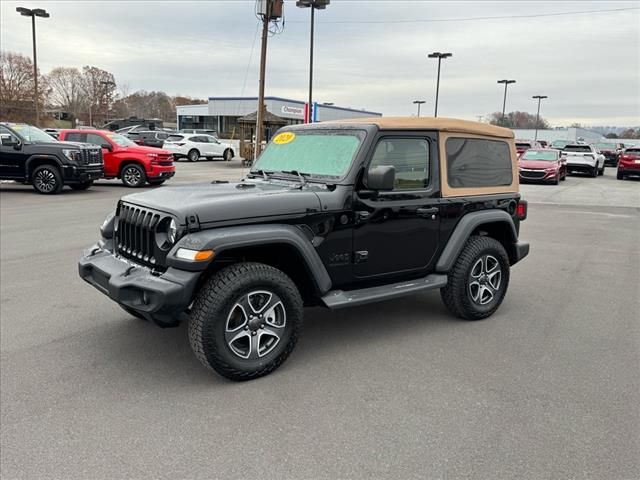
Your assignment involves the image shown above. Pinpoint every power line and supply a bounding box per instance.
[288,7,639,24]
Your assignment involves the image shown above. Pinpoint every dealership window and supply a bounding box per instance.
[369,137,430,190]
[445,138,512,188]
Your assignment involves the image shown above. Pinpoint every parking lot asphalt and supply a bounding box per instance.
[1,162,639,480]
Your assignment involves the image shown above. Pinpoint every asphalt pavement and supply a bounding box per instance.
[1,162,639,480]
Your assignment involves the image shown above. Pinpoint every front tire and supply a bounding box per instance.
[121,163,146,188]
[224,148,234,161]
[189,262,303,381]
[440,236,510,320]
[32,165,63,194]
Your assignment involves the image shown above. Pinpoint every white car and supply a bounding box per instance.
[561,144,605,177]
[163,134,235,162]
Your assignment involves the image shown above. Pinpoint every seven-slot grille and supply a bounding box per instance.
[116,203,164,268]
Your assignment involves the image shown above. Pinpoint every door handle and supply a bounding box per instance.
[417,207,439,218]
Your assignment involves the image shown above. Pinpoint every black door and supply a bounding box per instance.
[353,134,440,279]
[0,126,28,179]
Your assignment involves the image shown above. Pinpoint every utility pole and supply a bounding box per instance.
[255,0,283,157]
[16,7,50,127]
[532,95,548,142]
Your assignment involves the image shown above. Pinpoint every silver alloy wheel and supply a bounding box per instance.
[188,150,199,162]
[123,166,142,186]
[468,255,502,305]
[225,290,286,360]
[34,168,57,192]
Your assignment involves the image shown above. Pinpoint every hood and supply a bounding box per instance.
[120,144,171,155]
[519,160,558,169]
[30,140,98,150]
[121,180,322,225]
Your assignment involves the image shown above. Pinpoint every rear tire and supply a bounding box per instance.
[69,181,93,191]
[32,165,63,194]
[598,163,605,176]
[188,149,200,162]
[189,262,303,381]
[440,236,510,320]
[591,165,598,177]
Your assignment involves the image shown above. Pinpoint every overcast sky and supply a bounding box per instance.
[2,0,639,126]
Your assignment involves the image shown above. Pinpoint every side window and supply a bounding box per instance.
[64,132,86,142]
[0,126,20,143]
[369,137,430,190]
[86,134,106,146]
[446,138,512,188]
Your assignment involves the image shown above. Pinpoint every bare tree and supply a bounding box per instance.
[47,67,85,123]
[0,50,47,122]
[81,66,116,125]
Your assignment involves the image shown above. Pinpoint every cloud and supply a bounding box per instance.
[1,0,638,126]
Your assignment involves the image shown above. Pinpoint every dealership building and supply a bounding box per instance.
[176,96,382,139]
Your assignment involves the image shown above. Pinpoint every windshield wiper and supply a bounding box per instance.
[251,169,271,180]
[280,170,307,186]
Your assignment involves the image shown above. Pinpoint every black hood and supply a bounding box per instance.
[29,140,98,150]
[121,181,323,226]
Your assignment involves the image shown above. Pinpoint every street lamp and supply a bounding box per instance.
[16,7,50,127]
[497,79,516,126]
[413,100,426,117]
[532,95,548,141]
[296,0,330,122]
[427,52,452,117]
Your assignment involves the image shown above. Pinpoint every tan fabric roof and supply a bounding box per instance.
[322,116,514,139]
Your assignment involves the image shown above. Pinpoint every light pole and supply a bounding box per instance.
[427,52,452,117]
[497,79,516,126]
[296,0,330,122]
[16,7,50,127]
[413,100,426,117]
[532,95,548,141]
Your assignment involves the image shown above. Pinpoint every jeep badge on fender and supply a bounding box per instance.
[79,117,529,381]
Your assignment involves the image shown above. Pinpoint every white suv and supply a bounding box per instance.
[163,134,235,162]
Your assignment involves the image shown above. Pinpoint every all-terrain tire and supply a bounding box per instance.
[32,164,64,194]
[189,262,303,381]
[440,235,510,320]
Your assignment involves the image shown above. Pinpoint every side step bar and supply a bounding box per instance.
[321,274,448,310]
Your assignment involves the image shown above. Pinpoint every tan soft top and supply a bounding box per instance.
[322,116,514,139]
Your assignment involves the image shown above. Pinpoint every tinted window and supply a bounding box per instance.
[0,125,20,143]
[86,133,106,146]
[446,138,512,188]
[564,145,592,152]
[156,133,169,140]
[625,148,640,154]
[369,138,430,190]
[64,133,86,142]
[166,135,184,142]
[516,142,532,148]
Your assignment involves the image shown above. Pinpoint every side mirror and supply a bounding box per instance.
[101,143,113,151]
[366,165,395,191]
[1,134,20,149]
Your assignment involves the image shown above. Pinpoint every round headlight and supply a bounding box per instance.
[168,218,177,244]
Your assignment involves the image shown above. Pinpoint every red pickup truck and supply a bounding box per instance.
[58,129,175,187]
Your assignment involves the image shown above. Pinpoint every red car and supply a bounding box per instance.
[519,148,567,185]
[515,139,542,156]
[58,129,175,187]
[617,147,640,180]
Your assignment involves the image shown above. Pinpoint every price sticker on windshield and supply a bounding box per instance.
[273,132,296,145]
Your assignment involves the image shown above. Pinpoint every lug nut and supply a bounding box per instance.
[244,326,249,331]
[252,331,256,336]
[261,324,265,329]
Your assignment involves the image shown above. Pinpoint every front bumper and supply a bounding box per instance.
[519,169,559,183]
[78,245,200,327]
[148,168,176,180]
[62,165,104,183]
[566,161,596,173]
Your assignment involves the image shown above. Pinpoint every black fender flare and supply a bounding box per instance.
[25,155,63,179]
[166,224,333,294]
[436,210,517,272]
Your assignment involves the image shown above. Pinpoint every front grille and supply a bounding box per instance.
[520,170,546,179]
[158,160,173,166]
[115,203,164,268]
[81,148,103,165]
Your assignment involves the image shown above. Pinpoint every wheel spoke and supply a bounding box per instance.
[226,303,248,332]
[225,329,251,359]
[470,259,483,278]
[246,290,274,314]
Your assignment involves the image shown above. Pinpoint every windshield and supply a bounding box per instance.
[564,145,592,152]
[9,124,56,143]
[105,132,135,147]
[252,130,364,179]
[521,150,557,161]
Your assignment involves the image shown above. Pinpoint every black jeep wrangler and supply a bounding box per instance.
[0,123,103,194]
[79,118,529,380]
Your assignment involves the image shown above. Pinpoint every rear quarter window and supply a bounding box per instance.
[166,135,184,142]
[446,138,512,188]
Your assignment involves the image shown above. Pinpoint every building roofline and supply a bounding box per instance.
[206,96,382,116]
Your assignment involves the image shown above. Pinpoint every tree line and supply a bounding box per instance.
[0,50,205,126]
